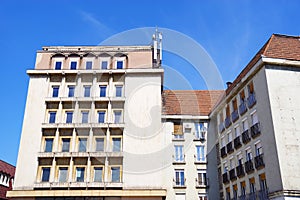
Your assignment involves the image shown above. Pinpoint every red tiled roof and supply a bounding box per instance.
[0,160,15,177]
[162,90,224,116]
[226,34,300,94]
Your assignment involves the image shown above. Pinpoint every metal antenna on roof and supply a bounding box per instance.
[152,27,162,68]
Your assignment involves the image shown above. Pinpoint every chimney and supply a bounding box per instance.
[226,82,232,88]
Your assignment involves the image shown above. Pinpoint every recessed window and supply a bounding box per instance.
[81,111,89,123]
[58,167,68,182]
[84,86,91,97]
[86,61,92,69]
[255,142,263,156]
[68,86,75,97]
[112,138,121,152]
[100,86,107,97]
[61,138,70,152]
[101,61,108,69]
[98,111,106,123]
[94,167,103,182]
[116,61,123,69]
[196,145,205,162]
[197,171,207,186]
[114,110,122,123]
[111,167,120,182]
[78,138,87,152]
[49,112,56,123]
[95,138,104,152]
[41,167,51,182]
[76,167,85,182]
[174,145,184,162]
[66,111,73,123]
[70,61,77,70]
[52,86,59,97]
[44,138,53,152]
[175,170,185,186]
[246,148,252,161]
[251,111,258,125]
[115,85,123,97]
[55,61,62,70]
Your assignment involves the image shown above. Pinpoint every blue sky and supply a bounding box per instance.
[0,0,299,165]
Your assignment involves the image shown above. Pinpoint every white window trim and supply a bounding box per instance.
[96,109,107,123]
[83,58,94,69]
[53,58,64,70]
[99,57,111,69]
[114,57,126,69]
[69,58,79,70]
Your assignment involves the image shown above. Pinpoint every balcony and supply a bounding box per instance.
[219,123,225,133]
[173,178,186,188]
[242,130,251,144]
[250,122,261,138]
[226,142,234,154]
[254,154,265,169]
[236,164,245,177]
[234,136,242,149]
[221,146,227,158]
[231,110,239,122]
[225,117,232,128]
[245,160,254,174]
[229,168,236,181]
[239,101,247,116]
[247,93,256,108]
[222,172,229,184]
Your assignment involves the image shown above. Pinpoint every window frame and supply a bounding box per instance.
[100,58,110,69]
[92,165,104,182]
[48,110,57,124]
[74,166,86,182]
[114,57,126,69]
[111,136,122,152]
[69,58,79,70]
[96,109,107,123]
[67,85,75,97]
[65,110,74,123]
[60,137,72,152]
[77,136,88,152]
[85,60,93,70]
[83,85,91,97]
[52,85,59,97]
[113,109,123,124]
[39,166,51,182]
[54,58,63,70]
[43,137,54,152]
[195,145,205,162]
[175,169,185,186]
[110,165,122,183]
[99,85,107,97]
[81,110,89,123]
[56,166,69,183]
[94,136,105,152]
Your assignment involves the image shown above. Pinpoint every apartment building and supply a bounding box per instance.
[162,90,223,200]
[207,34,300,200]
[0,160,15,200]
[8,44,168,199]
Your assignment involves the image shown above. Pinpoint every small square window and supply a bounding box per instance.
[84,86,91,97]
[76,167,85,182]
[116,61,123,69]
[98,111,106,123]
[66,112,73,123]
[49,112,56,123]
[70,61,77,70]
[82,111,89,123]
[52,86,59,97]
[100,86,107,97]
[44,138,53,152]
[86,61,92,69]
[55,61,62,70]
[78,138,87,152]
[68,86,75,97]
[115,86,123,97]
[41,167,51,182]
[101,61,108,69]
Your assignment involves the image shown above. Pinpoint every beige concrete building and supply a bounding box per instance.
[207,34,300,200]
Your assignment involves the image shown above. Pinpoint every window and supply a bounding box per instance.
[196,145,205,162]
[235,126,240,137]
[226,188,231,200]
[94,167,103,182]
[228,131,233,142]
[249,178,256,194]
[76,167,85,182]
[114,110,122,123]
[242,119,248,131]
[115,85,123,97]
[95,138,104,152]
[98,111,106,123]
[44,138,53,152]
[246,148,252,161]
[223,162,228,173]
[52,86,59,97]
[116,61,123,69]
[41,167,50,182]
[233,185,238,200]
[86,61,92,69]
[81,111,89,123]
[240,181,246,196]
[259,173,267,191]
[251,111,258,125]
[61,138,70,152]
[237,154,243,165]
[230,158,235,169]
[248,82,254,94]
[221,137,226,147]
[55,61,62,70]
[68,86,75,97]
[195,122,205,139]
[112,138,121,152]
[70,61,77,70]
[49,112,56,123]
[78,138,87,152]
[255,142,263,156]
[58,167,68,182]
[66,111,73,123]
[175,170,185,186]
[174,145,184,162]
[99,86,107,97]
[111,167,120,182]
[101,61,108,69]
[84,86,91,97]
[240,89,245,102]
[197,171,207,185]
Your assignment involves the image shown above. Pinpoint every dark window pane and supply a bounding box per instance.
[98,111,106,123]
[62,138,70,152]
[78,138,87,152]
[116,61,123,69]
[101,61,108,69]
[76,167,85,182]
[94,167,103,182]
[66,112,73,123]
[49,112,56,123]
[115,86,122,97]
[68,86,75,97]
[70,61,77,70]
[84,86,91,97]
[95,138,104,151]
[86,61,92,69]
[114,111,122,123]
[100,86,106,97]
[45,138,53,152]
[59,167,68,182]
[55,61,62,70]
[52,86,59,97]
[82,112,89,123]
[111,167,120,182]
[112,138,121,152]
[41,168,51,182]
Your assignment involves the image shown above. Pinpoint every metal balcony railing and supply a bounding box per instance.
[222,172,229,184]
[242,129,251,144]
[247,93,257,108]
[254,154,265,169]
[236,164,245,177]
[250,122,261,138]
[226,141,234,154]
[234,136,242,149]
[221,146,227,158]
[229,168,236,181]
[245,160,254,174]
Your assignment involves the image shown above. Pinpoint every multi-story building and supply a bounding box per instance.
[207,34,300,200]
[162,90,223,200]
[0,160,15,200]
